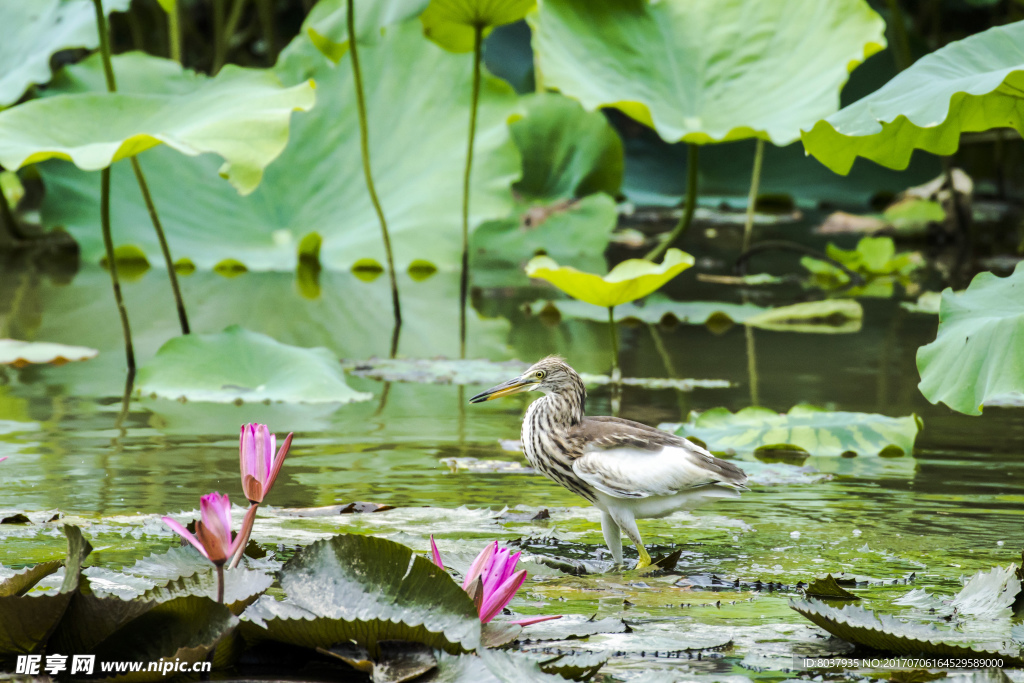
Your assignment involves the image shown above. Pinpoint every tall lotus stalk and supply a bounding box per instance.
[741,139,765,254]
[458,24,484,358]
[646,145,699,262]
[92,0,191,336]
[228,423,293,569]
[163,492,248,603]
[347,0,402,339]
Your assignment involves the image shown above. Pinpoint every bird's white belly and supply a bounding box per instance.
[595,486,741,520]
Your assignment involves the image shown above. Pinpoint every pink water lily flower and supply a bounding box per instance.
[239,423,293,504]
[162,492,249,566]
[430,536,560,626]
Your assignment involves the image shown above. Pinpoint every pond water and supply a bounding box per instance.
[1,218,1022,681]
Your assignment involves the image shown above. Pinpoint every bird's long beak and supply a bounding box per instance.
[469,375,538,403]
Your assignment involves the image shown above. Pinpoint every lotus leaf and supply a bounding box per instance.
[135,325,373,404]
[240,534,481,656]
[525,249,694,308]
[804,575,860,600]
[141,568,274,615]
[422,0,536,53]
[673,404,921,457]
[0,340,98,367]
[0,561,63,598]
[530,0,885,144]
[38,22,520,270]
[802,21,1024,174]
[0,0,132,106]
[0,53,314,195]
[301,0,430,63]
[917,263,1024,415]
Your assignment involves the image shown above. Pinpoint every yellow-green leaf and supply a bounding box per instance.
[422,0,535,53]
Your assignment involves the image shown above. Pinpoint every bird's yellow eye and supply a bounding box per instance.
[535,371,545,379]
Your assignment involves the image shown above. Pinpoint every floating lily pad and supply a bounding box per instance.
[802,20,1024,174]
[672,405,922,457]
[539,652,608,681]
[917,263,1024,415]
[0,339,98,368]
[526,249,693,308]
[141,568,274,616]
[136,326,372,404]
[0,560,63,598]
[240,534,481,656]
[0,0,132,106]
[804,575,860,601]
[531,0,885,144]
[39,21,519,271]
[0,52,315,195]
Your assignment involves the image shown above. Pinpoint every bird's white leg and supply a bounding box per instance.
[612,510,651,569]
[600,510,623,565]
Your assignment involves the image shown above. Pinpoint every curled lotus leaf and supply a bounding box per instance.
[422,0,536,53]
[525,249,694,308]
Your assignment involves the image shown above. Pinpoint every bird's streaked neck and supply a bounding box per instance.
[532,386,585,427]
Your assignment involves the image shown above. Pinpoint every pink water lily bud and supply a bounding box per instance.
[239,424,293,504]
[430,535,444,568]
[0,457,7,464]
[162,491,244,566]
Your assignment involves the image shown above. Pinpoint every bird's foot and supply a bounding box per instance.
[634,544,652,570]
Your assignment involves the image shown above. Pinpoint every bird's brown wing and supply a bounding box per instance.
[567,417,748,498]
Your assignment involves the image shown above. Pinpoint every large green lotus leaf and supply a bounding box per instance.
[240,534,480,656]
[0,52,314,195]
[530,0,885,145]
[300,0,430,63]
[0,0,132,106]
[37,22,519,271]
[802,21,1024,174]
[422,0,535,53]
[674,404,921,457]
[791,598,1023,663]
[135,326,373,404]
[525,249,694,308]
[917,263,1024,415]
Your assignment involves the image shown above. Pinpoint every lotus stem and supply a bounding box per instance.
[0,179,27,242]
[166,0,181,63]
[215,563,225,604]
[744,325,759,406]
[646,144,698,262]
[884,0,912,71]
[459,24,484,359]
[742,139,764,253]
[92,0,117,91]
[607,306,620,381]
[101,168,137,377]
[130,158,190,334]
[254,0,276,64]
[347,0,401,332]
[213,0,248,74]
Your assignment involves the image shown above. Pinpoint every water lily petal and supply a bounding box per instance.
[161,516,210,560]
[262,431,292,500]
[430,535,444,568]
[463,540,497,591]
[240,424,258,480]
[200,491,233,549]
[509,614,562,626]
[242,474,264,505]
[479,569,527,623]
[254,424,273,482]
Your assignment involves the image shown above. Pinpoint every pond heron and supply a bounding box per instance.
[471,356,748,569]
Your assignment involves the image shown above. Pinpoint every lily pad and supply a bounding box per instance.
[0,0,132,106]
[0,339,98,368]
[141,568,274,615]
[917,263,1024,415]
[136,326,372,404]
[804,575,860,601]
[802,20,1024,174]
[526,249,693,308]
[240,534,481,656]
[672,404,922,457]
[539,652,608,681]
[303,0,430,63]
[38,20,519,271]
[422,0,535,53]
[530,0,885,144]
[0,560,63,598]
[0,52,315,195]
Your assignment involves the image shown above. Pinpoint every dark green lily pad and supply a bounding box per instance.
[539,652,608,681]
[805,575,860,601]
[240,534,481,656]
[141,568,274,616]
[432,649,571,682]
[515,615,627,642]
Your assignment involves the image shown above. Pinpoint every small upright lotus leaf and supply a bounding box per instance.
[0,526,90,658]
[917,263,1024,415]
[136,326,373,404]
[422,0,536,53]
[791,598,1023,663]
[0,0,132,106]
[675,404,922,457]
[0,339,98,368]
[240,534,481,656]
[526,249,694,308]
[806,237,923,277]
[0,52,315,195]
[302,0,430,63]
[531,0,885,144]
[38,22,519,270]
[802,21,1024,174]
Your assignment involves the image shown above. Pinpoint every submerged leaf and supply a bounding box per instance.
[674,405,922,457]
[802,20,1024,174]
[917,263,1024,415]
[0,339,98,367]
[531,0,885,144]
[526,249,693,308]
[136,326,372,404]
[0,52,315,195]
